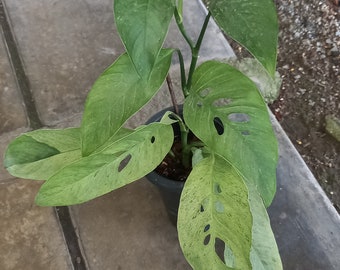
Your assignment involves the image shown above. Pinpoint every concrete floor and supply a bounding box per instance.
[0,0,339,269]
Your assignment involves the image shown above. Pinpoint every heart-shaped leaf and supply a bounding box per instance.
[184,61,278,206]
[203,0,278,77]
[36,122,173,206]
[81,49,173,156]
[4,128,81,180]
[114,0,175,78]
[178,154,252,269]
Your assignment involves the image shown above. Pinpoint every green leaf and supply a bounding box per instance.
[184,61,278,206]
[114,0,175,78]
[178,154,252,270]
[4,128,81,180]
[81,49,173,156]
[36,123,173,206]
[203,0,278,77]
[248,184,283,269]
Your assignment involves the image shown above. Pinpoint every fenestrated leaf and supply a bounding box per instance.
[4,128,81,180]
[81,49,173,156]
[35,122,173,206]
[203,0,278,77]
[248,184,283,269]
[178,153,252,270]
[184,61,278,206]
[114,0,175,78]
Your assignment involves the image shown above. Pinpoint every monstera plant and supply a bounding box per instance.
[4,0,282,269]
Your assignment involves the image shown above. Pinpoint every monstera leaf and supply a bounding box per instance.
[248,184,283,269]
[180,60,282,268]
[203,0,278,77]
[81,49,173,156]
[184,61,278,207]
[178,154,253,270]
[114,0,175,78]
[4,128,81,180]
[35,122,173,206]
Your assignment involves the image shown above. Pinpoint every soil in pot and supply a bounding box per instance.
[146,107,199,225]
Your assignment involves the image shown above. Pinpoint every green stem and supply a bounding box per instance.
[174,8,194,50]
[177,0,183,20]
[176,49,188,96]
[186,12,211,91]
[168,112,190,168]
[187,141,205,149]
[172,10,212,168]
[182,141,206,164]
[181,128,190,168]
[166,75,179,115]
[168,149,176,159]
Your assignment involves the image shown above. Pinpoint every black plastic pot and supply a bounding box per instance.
[146,170,184,225]
[145,106,185,225]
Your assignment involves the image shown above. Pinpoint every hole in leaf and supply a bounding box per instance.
[204,224,210,232]
[215,201,224,213]
[200,88,211,97]
[213,117,224,135]
[228,113,250,123]
[242,130,250,136]
[213,98,232,107]
[215,238,226,264]
[204,234,211,245]
[150,136,155,143]
[200,198,209,212]
[214,183,222,194]
[118,154,132,172]
[200,204,205,212]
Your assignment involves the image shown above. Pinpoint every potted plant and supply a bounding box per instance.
[4,0,282,268]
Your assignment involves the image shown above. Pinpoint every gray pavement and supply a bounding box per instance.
[0,0,339,270]
[0,32,27,133]
[0,129,72,269]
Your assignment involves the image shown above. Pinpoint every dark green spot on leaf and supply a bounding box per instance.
[5,135,60,167]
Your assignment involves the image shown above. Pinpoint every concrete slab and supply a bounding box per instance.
[3,0,125,125]
[71,179,191,270]
[0,33,27,134]
[268,114,340,270]
[0,131,72,270]
[0,179,72,270]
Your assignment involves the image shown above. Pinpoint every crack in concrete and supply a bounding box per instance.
[0,0,42,130]
[55,207,88,270]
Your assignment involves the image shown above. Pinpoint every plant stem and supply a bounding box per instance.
[174,8,194,50]
[166,75,179,115]
[167,112,190,168]
[176,50,188,96]
[186,12,211,91]
[172,9,211,168]
[180,128,190,168]
[177,0,183,21]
